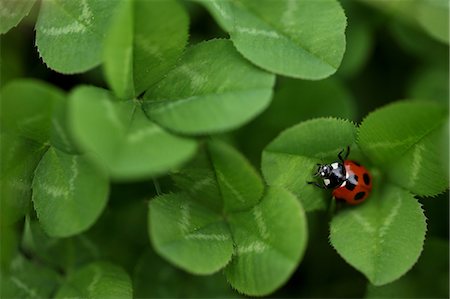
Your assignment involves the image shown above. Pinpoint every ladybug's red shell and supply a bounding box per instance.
[332,160,372,205]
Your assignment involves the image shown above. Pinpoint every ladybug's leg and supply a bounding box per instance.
[307,181,327,189]
[338,146,350,162]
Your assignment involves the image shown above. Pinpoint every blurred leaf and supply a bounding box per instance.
[224,186,307,296]
[408,67,449,106]
[199,0,346,79]
[55,262,132,299]
[32,147,109,237]
[104,0,189,99]
[149,140,307,295]
[0,79,65,145]
[358,101,449,196]
[1,255,60,299]
[134,249,240,298]
[35,0,119,73]
[237,77,356,165]
[415,0,449,44]
[262,118,357,211]
[0,133,47,224]
[22,218,100,273]
[143,39,275,134]
[330,184,427,286]
[0,0,36,34]
[0,223,20,272]
[365,238,449,298]
[69,86,197,181]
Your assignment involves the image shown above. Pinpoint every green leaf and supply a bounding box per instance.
[149,192,234,275]
[35,0,119,73]
[330,184,427,286]
[32,147,109,237]
[415,0,449,44]
[22,218,100,273]
[408,67,449,106]
[55,262,132,299]
[104,0,189,99]
[0,133,47,224]
[358,101,449,196]
[200,0,347,79]
[134,249,241,298]
[68,86,197,181]
[365,238,449,298]
[236,77,356,165]
[0,79,65,145]
[225,186,307,296]
[0,0,36,34]
[149,140,307,295]
[262,118,357,211]
[143,39,275,134]
[1,255,60,299]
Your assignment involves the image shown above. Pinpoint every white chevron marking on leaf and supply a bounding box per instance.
[253,205,269,239]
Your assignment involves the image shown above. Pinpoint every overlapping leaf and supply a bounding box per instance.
[35,0,119,73]
[55,262,132,298]
[32,148,109,237]
[0,0,36,34]
[104,0,189,99]
[330,184,427,286]
[200,0,347,79]
[68,86,197,181]
[143,39,275,134]
[149,140,307,295]
[262,118,357,211]
[358,101,449,196]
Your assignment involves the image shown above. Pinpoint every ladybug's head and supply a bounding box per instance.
[315,164,332,178]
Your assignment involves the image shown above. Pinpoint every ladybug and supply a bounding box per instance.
[307,146,372,205]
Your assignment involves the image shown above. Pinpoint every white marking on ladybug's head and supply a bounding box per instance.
[324,179,331,186]
[331,162,339,169]
[345,172,350,179]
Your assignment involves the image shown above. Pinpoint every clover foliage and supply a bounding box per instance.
[1,0,448,298]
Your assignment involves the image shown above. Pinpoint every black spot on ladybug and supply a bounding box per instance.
[345,182,356,191]
[363,173,370,185]
[354,191,366,201]
[352,160,361,166]
[354,175,359,182]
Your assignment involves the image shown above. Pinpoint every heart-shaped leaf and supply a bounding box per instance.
[143,39,275,135]
[55,262,132,298]
[358,101,449,196]
[330,184,427,286]
[32,147,109,237]
[103,0,189,99]
[35,0,119,73]
[68,86,197,181]
[200,0,347,79]
[149,140,307,295]
[262,118,357,211]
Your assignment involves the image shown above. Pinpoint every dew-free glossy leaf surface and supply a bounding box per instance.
[32,148,109,237]
[225,186,307,296]
[35,0,118,73]
[55,262,132,299]
[262,118,357,211]
[69,86,197,180]
[0,79,65,144]
[358,101,449,196]
[330,184,427,286]
[104,0,189,99]
[201,0,347,79]
[149,192,234,275]
[0,0,36,34]
[144,39,275,134]
[0,133,46,224]
[1,255,60,299]
[149,140,307,295]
